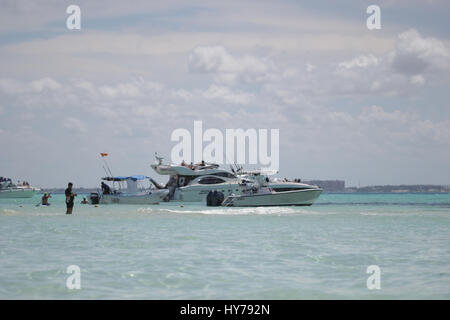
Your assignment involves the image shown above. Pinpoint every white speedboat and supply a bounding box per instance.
[91,175,168,205]
[221,176,322,207]
[0,179,39,198]
[150,155,322,203]
[238,170,322,194]
[222,188,322,207]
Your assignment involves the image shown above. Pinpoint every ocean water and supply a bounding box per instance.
[0,193,449,299]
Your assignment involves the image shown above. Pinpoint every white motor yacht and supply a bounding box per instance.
[150,155,322,203]
[151,158,243,202]
[0,179,39,198]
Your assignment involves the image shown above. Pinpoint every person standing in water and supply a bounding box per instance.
[65,182,77,214]
[41,192,51,206]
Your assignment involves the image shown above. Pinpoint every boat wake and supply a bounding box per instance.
[137,206,319,216]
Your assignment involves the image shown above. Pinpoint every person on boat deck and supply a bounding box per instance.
[101,182,111,195]
[81,197,88,204]
[65,182,77,215]
[41,192,51,205]
[181,160,186,166]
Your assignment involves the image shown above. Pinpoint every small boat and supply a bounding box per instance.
[0,179,39,198]
[91,175,169,205]
[220,176,322,207]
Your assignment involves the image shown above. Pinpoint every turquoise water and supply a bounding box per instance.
[0,193,449,299]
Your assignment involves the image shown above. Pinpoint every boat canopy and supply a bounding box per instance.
[102,175,150,181]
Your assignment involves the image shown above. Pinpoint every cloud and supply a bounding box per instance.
[202,84,253,105]
[338,54,379,69]
[391,29,450,75]
[98,80,163,99]
[324,29,450,97]
[0,78,26,94]
[63,117,87,134]
[358,105,409,123]
[188,46,274,84]
[1,77,63,95]
[30,77,62,92]
[356,105,450,147]
[305,63,316,72]
[410,74,425,85]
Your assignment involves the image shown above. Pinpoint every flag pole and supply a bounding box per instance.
[100,153,113,177]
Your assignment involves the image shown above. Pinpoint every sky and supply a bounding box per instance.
[0,0,449,188]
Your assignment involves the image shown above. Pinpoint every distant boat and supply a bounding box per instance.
[0,179,39,198]
[90,175,169,205]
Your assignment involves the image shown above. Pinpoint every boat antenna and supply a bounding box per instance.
[155,152,164,165]
[225,152,239,173]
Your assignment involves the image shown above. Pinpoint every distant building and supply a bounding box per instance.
[303,180,345,192]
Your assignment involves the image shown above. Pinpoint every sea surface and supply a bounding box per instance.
[0,193,449,299]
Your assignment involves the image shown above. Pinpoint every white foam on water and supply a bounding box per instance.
[1,208,18,215]
[358,210,428,216]
[137,206,321,216]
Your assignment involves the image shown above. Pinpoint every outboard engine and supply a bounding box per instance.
[206,190,225,206]
[90,192,100,205]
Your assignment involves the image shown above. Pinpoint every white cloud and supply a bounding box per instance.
[30,77,62,93]
[338,54,379,69]
[305,63,316,72]
[0,78,26,94]
[391,29,450,75]
[203,84,253,105]
[327,29,450,96]
[358,105,410,123]
[74,80,96,94]
[188,46,273,84]
[171,89,193,101]
[410,74,425,85]
[63,117,87,134]
[99,83,140,98]
[98,80,164,98]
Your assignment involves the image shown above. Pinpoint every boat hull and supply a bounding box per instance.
[173,182,319,202]
[99,190,169,205]
[0,188,37,198]
[223,189,322,207]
